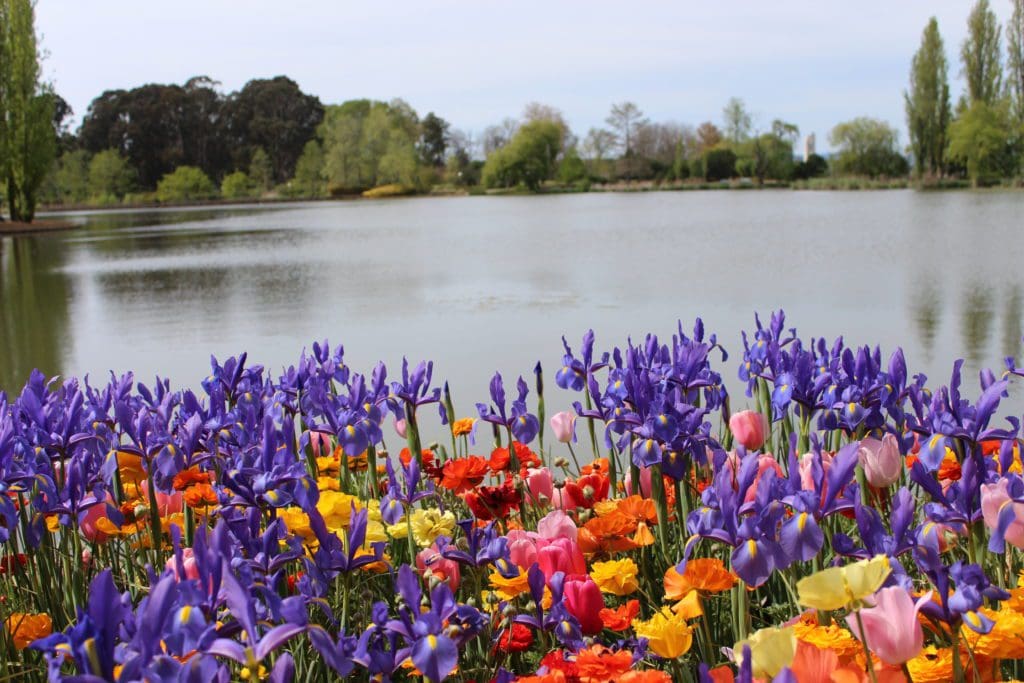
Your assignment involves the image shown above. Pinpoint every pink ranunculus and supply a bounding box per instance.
[625,464,653,498]
[394,418,407,439]
[525,467,554,505]
[729,410,768,451]
[549,411,576,443]
[165,548,201,582]
[536,537,586,580]
[858,434,902,488]
[846,586,931,665]
[416,544,461,591]
[536,509,578,542]
[309,430,333,458]
[562,574,605,635]
[981,478,1024,549]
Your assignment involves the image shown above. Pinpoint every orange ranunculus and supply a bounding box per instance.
[116,450,147,485]
[619,672,673,683]
[599,599,640,631]
[581,458,609,476]
[172,467,213,491]
[493,622,533,653]
[578,512,639,554]
[440,456,489,494]
[489,442,541,473]
[664,558,737,600]
[5,613,52,650]
[183,482,218,508]
[516,673,568,683]
[574,644,633,682]
[451,417,475,437]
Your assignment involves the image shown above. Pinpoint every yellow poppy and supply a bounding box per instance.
[796,554,891,611]
[735,626,797,678]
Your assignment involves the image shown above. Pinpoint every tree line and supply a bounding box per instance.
[4,1,1024,223]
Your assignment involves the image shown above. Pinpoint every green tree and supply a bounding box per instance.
[556,147,588,184]
[291,139,325,197]
[961,0,1003,106]
[321,99,422,193]
[220,171,254,199]
[44,149,89,204]
[736,124,797,184]
[481,119,563,191]
[249,148,272,192]
[829,117,910,178]
[605,102,647,158]
[722,97,753,145]
[87,149,135,201]
[156,166,216,202]
[702,147,738,181]
[418,112,450,167]
[947,99,1021,185]
[1009,0,1024,124]
[0,0,56,222]
[905,18,952,176]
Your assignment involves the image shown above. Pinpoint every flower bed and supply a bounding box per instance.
[1,311,1023,682]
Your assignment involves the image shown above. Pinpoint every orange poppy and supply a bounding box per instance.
[488,442,541,473]
[614,495,658,526]
[665,558,737,598]
[619,672,673,683]
[440,456,489,494]
[599,599,640,631]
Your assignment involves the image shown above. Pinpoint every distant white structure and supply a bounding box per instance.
[803,134,816,162]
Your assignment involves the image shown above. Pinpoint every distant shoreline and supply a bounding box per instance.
[21,176,1024,222]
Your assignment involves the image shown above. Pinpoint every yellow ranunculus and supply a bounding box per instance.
[409,508,456,547]
[316,491,363,531]
[590,558,639,596]
[632,607,693,659]
[796,554,891,611]
[734,626,796,678]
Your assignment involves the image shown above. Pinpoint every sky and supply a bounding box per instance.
[35,1,1017,152]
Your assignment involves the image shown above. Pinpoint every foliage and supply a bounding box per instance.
[321,99,422,193]
[418,112,450,167]
[722,97,752,144]
[87,149,135,201]
[481,119,564,191]
[155,165,217,202]
[605,101,648,157]
[792,153,829,180]
[42,149,89,205]
[829,117,910,178]
[961,0,1003,106]
[1010,0,1024,124]
[361,183,415,198]
[556,147,588,184]
[906,17,952,177]
[248,148,272,193]
[947,99,1022,185]
[735,124,798,184]
[702,146,738,181]
[0,0,56,222]
[220,170,254,200]
[219,76,324,184]
[289,139,326,197]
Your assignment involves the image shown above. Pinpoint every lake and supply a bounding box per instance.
[3,190,1024,424]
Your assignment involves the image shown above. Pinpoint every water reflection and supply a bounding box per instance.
[0,235,70,391]
[912,281,941,362]
[960,282,995,368]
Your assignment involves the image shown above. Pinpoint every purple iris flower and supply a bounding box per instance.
[476,373,540,445]
[438,519,509,567]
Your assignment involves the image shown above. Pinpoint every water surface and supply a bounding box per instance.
[3,191,1023,419]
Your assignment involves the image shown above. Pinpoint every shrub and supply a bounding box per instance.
[361,183,415,198]
[156,166,217,203]
[221,171,255,200]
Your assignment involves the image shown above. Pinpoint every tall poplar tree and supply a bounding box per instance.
[906,18,952,176]
[0,0,55,222]
[1009,0,1024,124]
[961,0,1004,106]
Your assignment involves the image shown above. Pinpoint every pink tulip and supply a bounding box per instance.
[394,418,407,438]
[525,467,554,504]
[506,530,540,569]
[846,586,931,665]
[625,464,653,498]
[729,410,768,450]
[165,548,201,582]
[562,574,604,635]
[536,537,586,580]
[726,451,783,503]
[78,495,114,543]
[309,431,333,458]
[536,509,578,542]
[549,411,576,443]
[858,434,902,488]
[416,544,461,591]
[981,478,1024,549]
[140,481,184,516]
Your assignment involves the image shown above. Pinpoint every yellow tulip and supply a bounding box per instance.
[735,625,796,678]
[796,554,891,611]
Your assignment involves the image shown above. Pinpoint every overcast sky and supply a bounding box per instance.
[36,2,1016,151]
